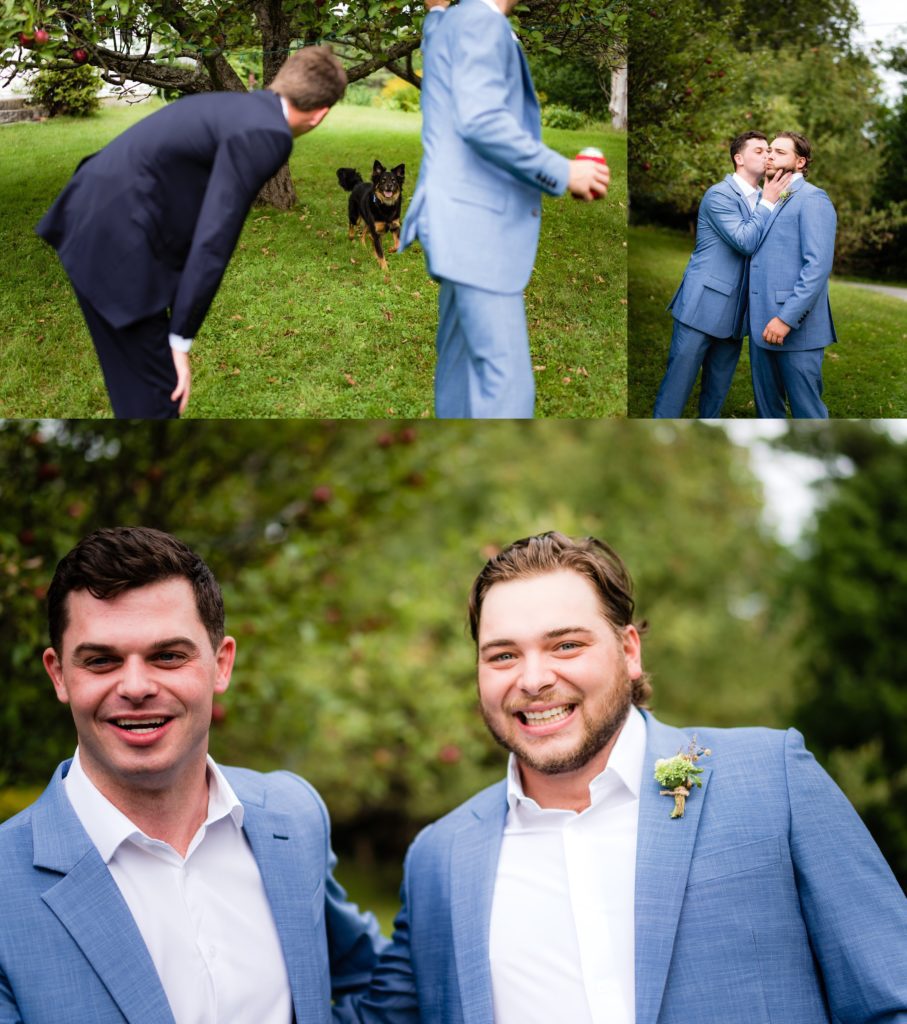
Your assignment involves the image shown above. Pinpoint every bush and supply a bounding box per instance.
[541,104,585,130]
[380,77,420,113]
[28,64,101,118]
[342,81,380,107]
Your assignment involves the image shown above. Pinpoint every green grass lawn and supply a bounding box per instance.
[0,102,626,418]
[628,224,907,419]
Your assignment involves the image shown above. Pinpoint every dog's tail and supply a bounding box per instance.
[337,168,363,192]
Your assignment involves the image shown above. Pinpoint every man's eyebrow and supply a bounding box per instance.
[71,637,200,658]
[479,626,595,654]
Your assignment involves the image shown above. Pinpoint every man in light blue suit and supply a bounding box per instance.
[400,0,610,419]
[0,527,385,1024]
[748,132,837,418]
[654,131,792,418]
[341,532,907,1024]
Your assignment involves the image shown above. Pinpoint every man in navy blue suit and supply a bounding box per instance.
[37,46,346,419]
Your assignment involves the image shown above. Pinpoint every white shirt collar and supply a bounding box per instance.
[278,94,291,124]
[64,747,244,863]
[476,0,504,13]
[791,171,804,183]
[732,172,759,197]
[505,704,646,813]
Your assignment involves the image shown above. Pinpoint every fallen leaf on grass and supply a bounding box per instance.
[412,291,422,299]
[533,364,547,372]
[562,376,572,383]
[383,309,393,321]
[350,257,359,264]
[284,328,299,337]
[231,314,243,321]
[344,373,358,387]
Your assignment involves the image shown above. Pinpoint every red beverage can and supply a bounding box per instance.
[576,146,607,199]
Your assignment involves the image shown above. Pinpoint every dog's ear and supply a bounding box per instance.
[372,159,385,179]
[392,164,405,181]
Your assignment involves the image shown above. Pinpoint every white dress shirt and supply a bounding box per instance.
[64,749,293,1024]
[732,172,761,212]
[488,706,646,1024]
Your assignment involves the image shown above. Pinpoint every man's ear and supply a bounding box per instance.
[43,647,70,704]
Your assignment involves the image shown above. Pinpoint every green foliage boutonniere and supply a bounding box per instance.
[779,190,792,202]
[653,738,711,819]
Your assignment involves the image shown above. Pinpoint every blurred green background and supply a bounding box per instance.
[2,419,906,917]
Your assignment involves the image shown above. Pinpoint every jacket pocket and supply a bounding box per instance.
[704,275,734,296]
[687,835,781,887]
[450,186,507,214]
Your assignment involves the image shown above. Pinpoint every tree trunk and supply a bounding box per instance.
[256,165,296,209]
[254,0,297,208]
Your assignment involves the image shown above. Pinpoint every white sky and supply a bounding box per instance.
[721,421,907,546]
[853,0,905,102]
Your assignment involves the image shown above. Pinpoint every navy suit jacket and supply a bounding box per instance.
[748,176,838,350]
[341,711,907,1024]
[667,175,770,340]
[36,89,292,337]
[0,761,386,1024]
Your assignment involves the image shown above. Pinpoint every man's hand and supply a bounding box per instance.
[171,348,191,414]
[567,159,610,201]
[424,0,450,9]
[761,170,793,205]
[762,316,791,345]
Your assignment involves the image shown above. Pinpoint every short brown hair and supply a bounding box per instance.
[269,45,347,110]
[468,531,653,707]
[47,527,225,653]
[773,131,812,177]
[730,130,767,171]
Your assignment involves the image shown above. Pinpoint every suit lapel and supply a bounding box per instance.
[757,175,806,248]
[449,783,507,1024]
[235,778,329,1024]
[724,174,751,219]
[33,768,175,1024]
[634,715,713,1024]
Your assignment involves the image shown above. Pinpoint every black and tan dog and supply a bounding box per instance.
[336,160,405,270]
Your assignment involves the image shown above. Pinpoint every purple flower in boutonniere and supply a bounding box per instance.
[653,738,711,819]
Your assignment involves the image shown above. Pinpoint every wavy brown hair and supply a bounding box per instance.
[468,531,653,707]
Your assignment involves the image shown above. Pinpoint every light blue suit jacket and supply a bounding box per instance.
[400,0,570,294]
[748,176,837,350]
[342,711,907,1024]
[668,175,771,340]
[0,761,386,1024]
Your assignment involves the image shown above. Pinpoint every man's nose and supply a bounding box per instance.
[116,656,159,701]
[519,653,556,695]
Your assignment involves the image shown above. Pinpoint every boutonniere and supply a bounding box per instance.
[654,738,711,819]
[779,190,792,202]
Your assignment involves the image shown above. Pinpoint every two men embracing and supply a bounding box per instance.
[654,130,837,419]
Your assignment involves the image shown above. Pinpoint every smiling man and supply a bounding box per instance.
[342,531,907,1024]
[0,526,385,1024]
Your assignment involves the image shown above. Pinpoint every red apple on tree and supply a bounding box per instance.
[33,28,50,46]
[72,48,89,64]
[18,31,36,49]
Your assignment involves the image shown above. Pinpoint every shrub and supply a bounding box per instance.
[28,64,101,118]
[380,76,420,113]
[540,104,585,130]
